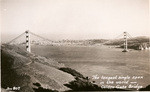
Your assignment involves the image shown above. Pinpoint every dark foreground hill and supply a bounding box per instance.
[1,44,75,92]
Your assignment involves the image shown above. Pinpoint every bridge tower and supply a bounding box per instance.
[25,30,31,52]
[122,32,128,52]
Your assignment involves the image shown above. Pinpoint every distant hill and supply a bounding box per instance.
[104,36,150,50]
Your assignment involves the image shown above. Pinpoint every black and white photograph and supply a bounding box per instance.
[1,0,150,91]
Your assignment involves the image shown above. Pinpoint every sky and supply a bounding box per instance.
[1,0,149,42]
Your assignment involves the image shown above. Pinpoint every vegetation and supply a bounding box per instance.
[33,83,58,92]
[59,67,85,79]
[139,85,150,91]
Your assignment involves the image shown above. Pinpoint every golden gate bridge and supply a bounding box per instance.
[7,30,133,53]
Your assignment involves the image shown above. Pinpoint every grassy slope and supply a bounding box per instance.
[1,44,74,92]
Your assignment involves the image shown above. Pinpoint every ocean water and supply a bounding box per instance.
[31,45,150,89]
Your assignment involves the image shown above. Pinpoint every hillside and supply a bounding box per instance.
[1,44,75,92]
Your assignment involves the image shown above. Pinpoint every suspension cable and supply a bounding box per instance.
[7,32,25,44]
[29,31,52,42]
[126,32,132,39]
[114,33,124,39]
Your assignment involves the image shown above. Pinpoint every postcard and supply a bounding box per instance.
[1,0,150,91]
